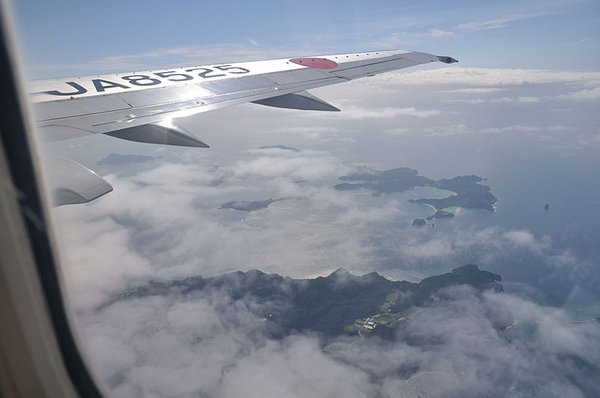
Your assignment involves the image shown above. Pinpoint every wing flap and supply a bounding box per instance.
[118,84,213,107]
[265,68,331,85]
[252,91,340,112]
[33,95,130,121]
[105,121,209,147]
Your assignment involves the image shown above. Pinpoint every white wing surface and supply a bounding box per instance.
[28,50,457,204]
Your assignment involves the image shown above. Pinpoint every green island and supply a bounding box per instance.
[111,264,504,340]
[334,167,497,223]
[220,198,281,212]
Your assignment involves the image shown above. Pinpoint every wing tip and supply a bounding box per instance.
[437,56,458,64]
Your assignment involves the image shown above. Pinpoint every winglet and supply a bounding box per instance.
[437,56,458,64]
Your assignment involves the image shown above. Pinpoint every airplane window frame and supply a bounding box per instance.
[0,5,104,397]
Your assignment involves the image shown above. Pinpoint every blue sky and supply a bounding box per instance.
[12,0,600,77]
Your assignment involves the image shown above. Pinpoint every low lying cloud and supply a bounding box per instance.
[312,105,441,120]
[77,281,600,397]
[445,96,541,104]
[373,67,600,88]
[554,86,600,101]
[480,125,542,134]
[503,230,548,251]
[330,287,600,398]
[379,226,550,264]
[441,87,508,94]
[232,151,343,180]
[457,12,552,31]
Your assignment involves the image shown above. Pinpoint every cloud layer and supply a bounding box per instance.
[77,284,600,397]
[46,66,600,396]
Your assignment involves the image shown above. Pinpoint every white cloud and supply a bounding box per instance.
[78,282,600,397]
[503,230,542,250]
[262,126,340,141]
[518,96,541,103]
[374,226,558,276]
[401,237,455,260]
[384,127,412,135]
[376,29,454,47]
[422,123,571,138]
[448,96,542,104]
[458,12,553,31]
[266,126,338,135]
[455,0,592,33]
[554,86,600,101]
[480,125,542,134]
[428,29,454,37]
[378,67,600,88]
[52,211,153,310]
[421,123,469,136]
[220,337,375,398]
[315,106,440,120]
[442,87,508,94]
[233,152,343,180]
[336,201,402,225]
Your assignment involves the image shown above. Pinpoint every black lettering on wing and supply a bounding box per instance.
[92,79,130,92]
[43,81,88,96]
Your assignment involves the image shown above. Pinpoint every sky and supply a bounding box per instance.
[10,1,600,397]
[12,0,600,77]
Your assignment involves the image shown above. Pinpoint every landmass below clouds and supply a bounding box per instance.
[79,267,600,398]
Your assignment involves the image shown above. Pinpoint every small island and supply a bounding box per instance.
[426,209,455,220]
[257,145,300,152]
[335,167,497,217]
[220,198,281,212]
[412,218,426,227]
[409,175,496,212]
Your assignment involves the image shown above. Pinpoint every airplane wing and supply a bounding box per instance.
[28,50,457,205]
